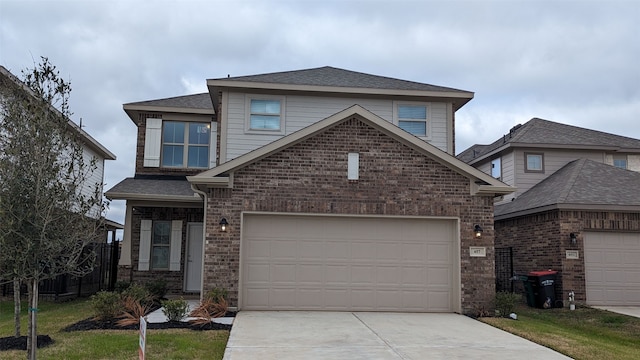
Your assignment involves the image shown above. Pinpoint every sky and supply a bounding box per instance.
[1,0,639,230]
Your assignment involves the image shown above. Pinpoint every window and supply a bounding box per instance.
[249,99,282,131]
[613,154,627,169]
[491,158,502,179]
[397,104,427,136]
[161,121,210,168]
[525,153,544,173]
[151,221,171,270]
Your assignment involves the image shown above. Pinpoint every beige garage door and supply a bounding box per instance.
[584,232,640,306]
[241,214,459,312]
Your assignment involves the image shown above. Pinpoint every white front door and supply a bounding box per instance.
[185,223,203,292]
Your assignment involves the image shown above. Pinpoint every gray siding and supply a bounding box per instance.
[223,92,451,161]
[513,148,605,199]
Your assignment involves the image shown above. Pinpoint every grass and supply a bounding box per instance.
[0,297,229,359]
[481,304,640,360]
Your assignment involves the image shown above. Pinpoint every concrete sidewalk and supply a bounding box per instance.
[223,311,571,360]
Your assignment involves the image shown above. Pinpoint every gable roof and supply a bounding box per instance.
[207,66,474,112]
[0,65,116,160]
[495,159,640,219]
[188,105,514,196]
[458,118,640,164]
[123,93,214,123]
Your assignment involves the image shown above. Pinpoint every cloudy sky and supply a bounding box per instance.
[1,0,639,229]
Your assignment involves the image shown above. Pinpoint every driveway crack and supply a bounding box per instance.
[351,313,408,359]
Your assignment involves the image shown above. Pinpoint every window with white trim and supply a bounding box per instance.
[491,158,502,180]
[161,121,210,168]
[151,221,171,270]
[525,152,544,173]
[395,103,428,136]
[246,97,285,133]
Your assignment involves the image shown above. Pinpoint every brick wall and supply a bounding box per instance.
[127,206,204,294]
[496,209,640,305]
[204,116,496,314]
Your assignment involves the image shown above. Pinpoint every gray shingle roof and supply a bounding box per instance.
[105,177,200,201]
[458,118,640,163]
[124,93,212,110]
[495,159,640,218]
[212,66,471,93]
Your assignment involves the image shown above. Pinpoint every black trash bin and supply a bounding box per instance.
[528,270,557,309]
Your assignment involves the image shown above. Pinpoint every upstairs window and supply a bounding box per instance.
[249,99,282,131]
[613,154,627,169]
[525,152,544,173]
[491,158,502,180]
[161,121,210,168]
[396,103,428,136]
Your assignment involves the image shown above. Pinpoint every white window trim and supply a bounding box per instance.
[139,219,183,271]
[161,121,211,169]
[244,94,286,135]
[524,152,544,173]
[392,101,431,139]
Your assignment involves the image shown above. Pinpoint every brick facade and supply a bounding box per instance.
[495,209,640,305]
[203,116,496,315]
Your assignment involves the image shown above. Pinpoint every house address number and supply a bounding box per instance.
[566,250,580,259]
[469,247,487,257]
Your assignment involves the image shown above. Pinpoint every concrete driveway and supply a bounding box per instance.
[223,311,571,359]
[593,306,640,318]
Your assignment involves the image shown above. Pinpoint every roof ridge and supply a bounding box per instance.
[557,159,587,202]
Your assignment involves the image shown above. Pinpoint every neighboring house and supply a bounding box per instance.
[106,66,514,314]
[459,118,640,306]
[0,65,120,297]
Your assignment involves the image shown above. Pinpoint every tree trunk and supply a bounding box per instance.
[27,279,39,360]
[13,278,21,337]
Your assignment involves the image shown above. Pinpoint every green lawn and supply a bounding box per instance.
[0,297,229,360]
[481,304,640,360]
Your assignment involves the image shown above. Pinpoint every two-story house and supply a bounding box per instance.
[459,118,640,307]
[106,66,514,315]
[0,65,120,297]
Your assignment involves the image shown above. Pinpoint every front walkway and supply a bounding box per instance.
[223,311,571,360]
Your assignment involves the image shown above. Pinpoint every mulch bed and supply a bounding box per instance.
[0,335,54,351]
[1,311,235,351]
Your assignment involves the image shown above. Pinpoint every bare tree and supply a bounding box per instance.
[0,58,106,359]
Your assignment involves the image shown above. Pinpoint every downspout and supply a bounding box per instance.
[190,184,208,303]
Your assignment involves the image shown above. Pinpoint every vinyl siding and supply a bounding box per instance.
[81,145,105,219]
[223,92,451,161]
[513,148,605,198]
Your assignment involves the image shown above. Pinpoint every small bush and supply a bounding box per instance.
[205,287,228,302]
[122,283,152,304]
[495,291,522,317]
[117,296,152,327]
[91,291,122,320]
[145,279,168,300]
[162,298,189,321]
[114,281,131,293]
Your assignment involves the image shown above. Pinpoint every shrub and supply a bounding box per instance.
[114,281,131,293]
[162,298,189,321]
[495,291,522,317]
[91,291,122,320]
[189,296,228,327]
[145,279,168,300]
[117,296,152,327]
[122,283,152,305]
[205,287,228,302]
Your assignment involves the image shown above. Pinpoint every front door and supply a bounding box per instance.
[185,223,203,292]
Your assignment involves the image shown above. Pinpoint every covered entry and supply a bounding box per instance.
[240,213,460,312]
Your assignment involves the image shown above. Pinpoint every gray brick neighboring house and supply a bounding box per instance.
[459,119,640,307]
[106,67,514,315]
